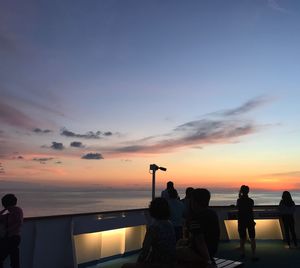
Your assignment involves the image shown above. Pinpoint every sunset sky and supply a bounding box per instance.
[1,0,300,191]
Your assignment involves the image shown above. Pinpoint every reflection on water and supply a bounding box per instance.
[0,188,299,217]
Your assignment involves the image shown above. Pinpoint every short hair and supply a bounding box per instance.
[167,181,174,189]
[240,185,249,196]
[149,197,170,220]
[185,187,194,198]
[192,188,211,207]
[282,191,294,206]
[169,188,178,199]
[2,194,17,208]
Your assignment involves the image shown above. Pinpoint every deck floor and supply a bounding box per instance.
[87,241,300,268]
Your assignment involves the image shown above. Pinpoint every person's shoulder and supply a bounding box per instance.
[11,206,23,216]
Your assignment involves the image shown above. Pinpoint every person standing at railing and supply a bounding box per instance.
[167,189,185,241]
[161,181,175,200]
[236,185,258,261]
[0,194,23,268]
[279,191,298,248]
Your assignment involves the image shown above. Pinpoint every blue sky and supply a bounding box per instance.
[1,0,300,189]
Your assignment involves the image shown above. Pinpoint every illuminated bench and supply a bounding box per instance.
[214,258,243,268]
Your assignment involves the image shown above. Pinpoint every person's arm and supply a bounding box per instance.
[6,207,23,235]
[0,208,7,215]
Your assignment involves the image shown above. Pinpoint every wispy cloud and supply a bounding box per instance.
[212,96,269,117]
[108,119,257,154]
[267,0,290,14]
[0,100,37,130]
[81,153,103,160]
[32,157,54,164]
[99,97,270,156]
[266,171,300,177]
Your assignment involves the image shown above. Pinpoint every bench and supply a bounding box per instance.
[214,258,243,268]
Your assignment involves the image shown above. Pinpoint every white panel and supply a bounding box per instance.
[100,228,125,258]
[224,219,283,240]
[125,225,146,252]
[74,232,102,264]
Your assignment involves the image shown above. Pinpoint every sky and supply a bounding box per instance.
[1,0,300,191]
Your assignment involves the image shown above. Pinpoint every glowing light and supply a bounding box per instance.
[224,219,283,240]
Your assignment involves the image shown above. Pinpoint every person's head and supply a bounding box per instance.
[2,194,17,209]
[191,188,211,209]
[239,185,249,197]
[185,187,194,199]
[282,191,293,205]
[166,181,174,189]
[149,197,170,220]
[169,188,178,199]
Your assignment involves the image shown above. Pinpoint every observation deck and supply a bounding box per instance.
[3,206,300,268]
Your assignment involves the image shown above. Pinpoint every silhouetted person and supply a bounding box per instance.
[279,191,298,248]
[176,188,218,267]
[0,194,23,268]
[122,198,176,268]
[188,188,220,262]
[161,181,175,200]
[181,187,194,238]
[236,185,257,260]
[181,187,194,218]
[168,189,184,241]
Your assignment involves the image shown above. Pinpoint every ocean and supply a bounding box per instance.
[0,188,299,217]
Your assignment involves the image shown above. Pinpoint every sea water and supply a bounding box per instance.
[0,188,299,217]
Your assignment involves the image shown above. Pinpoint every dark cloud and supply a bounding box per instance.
[11,155,24,160]
[61,128,115,139]
[61,129,101,139]
[32,157,54,163]
[33,128,52,134]
[55,161,62,164]
[70,141,84,148]
[51,142,64,150]
[0,100,37,129]
[81,153,103,160]
[0,162,5,174]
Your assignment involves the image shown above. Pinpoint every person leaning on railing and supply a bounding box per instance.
[279,191,298,248]
[0,194,23,268]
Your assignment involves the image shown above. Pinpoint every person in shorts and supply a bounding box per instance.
[236,185,258,261]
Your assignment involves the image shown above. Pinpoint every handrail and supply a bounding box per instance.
[23,205,300,221]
